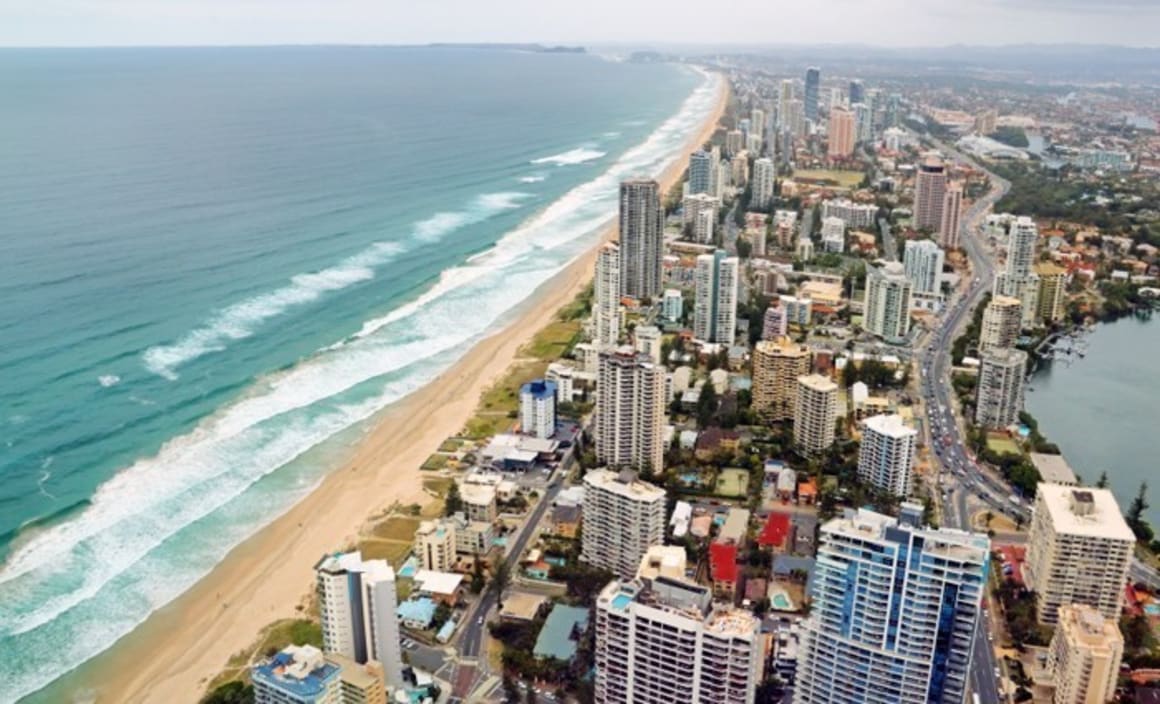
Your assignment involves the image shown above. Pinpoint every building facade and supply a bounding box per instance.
[594,242,621,347]
[519,379,557,439]
[939,183,963,249]
[902,239,945,295]
[863,261,913,340]
[581,468,666,579]
[975,347,1027,428]
[794,374,838,454]
[979,295,1023,354]
[253,645,342,704]
[693,250,740,344]
[857,414,917,497]
[762,299,788,340]
[827,107,856,158]
[804,67,820,123]
[752,338,812,421]
[595,349,666,475]
[595,575,763,704]
[1047,604,1124,704]
[751,157,776,211]
[913,158,947,232]
[795,507,989,704]
[618,180,663,300]
[1025,484,1135,624]
[1035,262,1068,325]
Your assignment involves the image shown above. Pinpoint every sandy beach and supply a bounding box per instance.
[80,73,728,703]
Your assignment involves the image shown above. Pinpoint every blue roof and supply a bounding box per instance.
[436,616,457,643]
[533,604,590,661]
[521,379,557,399]
[397,597,437,627]
[252,651,340,699]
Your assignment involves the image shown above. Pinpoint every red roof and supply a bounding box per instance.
[710,542,739,584]
[758,512,792,548]
[995,544,1026,586]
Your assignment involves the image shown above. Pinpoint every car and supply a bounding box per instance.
[477,616,484,625]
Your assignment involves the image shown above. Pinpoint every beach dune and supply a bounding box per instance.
[82,74,728,703]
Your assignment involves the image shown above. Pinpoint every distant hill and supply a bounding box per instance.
[425,43,585,54]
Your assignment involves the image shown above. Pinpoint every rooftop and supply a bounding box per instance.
[1029,453,1078,486]
[533,604,590,661]
[252,645,339,697]
[638,545,688,581]
[583,468,665,503]
[758,512,792,548]
[718,507,751,544]
[412,570,464,596]
[500,591,547,621]
[709,542,739,584]
[397,597,437,626]
[862,413,917,439]
[1038,483,1135,541]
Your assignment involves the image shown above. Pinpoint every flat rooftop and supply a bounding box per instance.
[584,468,665,502]
[1038,483,1135,541]
[1029,453,1078,485]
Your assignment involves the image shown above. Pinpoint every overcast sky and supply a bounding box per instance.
[1,0,1157,48]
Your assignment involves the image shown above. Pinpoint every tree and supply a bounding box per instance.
[1096,471,1109,489]
[444,481,463,517]
[470,557,486,594]
[491,560,512,604]
[696,381,719,428]
[1126,481,1153,542]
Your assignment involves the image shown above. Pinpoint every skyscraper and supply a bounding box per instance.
[848,80,864,105]
[762,299,788,340]
[618,180,663,300]
[978,295,1023,354]
[693,250,739,344]
[581,468,665,579]
[751,157,776,211]
[939,183,963,249]
[778,79,795,129]
[863,261,913,340]
[857,414,918,497]
[752,338,811,421]
[852,102,872,144]
[794,374,838,454]
[1035,262,1067,325]
[594,242,621,347]
[804,67,820,123]
[795,507,989,704]
[682,193,719,244]
[902,239,945,294]
[995,216,1042,326]
[827,107,856,158]
[975,347,1027,428]
[725,129,744,156]
[595,569,764,704]
[689,150,715,195]
[750,107,766,142]
[913,157,947,231]
[314,552,405,692]
[594,348,665,475]
[1025,484,1134,624]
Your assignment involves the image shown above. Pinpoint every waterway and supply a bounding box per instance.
[1026,314,1160,528]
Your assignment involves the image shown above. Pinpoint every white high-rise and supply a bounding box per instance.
[902,239,945,295]
[795,507,989,704]
[975,347,1027,428]
[693,250,739,344]
[594,242,621,347]
[619,180,664,300]
[519,379,557,439]
[939,183,963,249]
[682,193,720,244]
[857,414,918,497]
[821,216,846,253]
[1047,604,1124,704]
[581,468,666,579]
[863,261,913,340]
[1025,484,1135,624]
[595,573,763,704]
[751,157,776,210]
[995,215,1041,327]
[978,295,1022,353]
[315,552,405,692]
[689,150,715,195]
[794,374,838,454]
[595,348,666,475]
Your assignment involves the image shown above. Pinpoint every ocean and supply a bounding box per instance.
[0,47,719,702]
[1026,315,1160,528]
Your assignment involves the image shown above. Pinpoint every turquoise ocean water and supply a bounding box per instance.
[0,47,719,701]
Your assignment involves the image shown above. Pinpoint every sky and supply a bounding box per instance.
[1,0,1158,48]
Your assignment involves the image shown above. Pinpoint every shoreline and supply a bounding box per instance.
[66,71,728,703]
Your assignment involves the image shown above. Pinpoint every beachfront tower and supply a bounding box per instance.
[314,552,405,692]
[519,379,557,439]
[594,242,621,347]
[795,507,989,704]
[618,179,663,300]
[252,645,341,704]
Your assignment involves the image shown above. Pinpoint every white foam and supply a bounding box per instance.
[518,174,546,183]
[0,69,724,703]
[529,147,606,166]
[97,374,120,388]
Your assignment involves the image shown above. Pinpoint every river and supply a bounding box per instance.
[1026,314,1160,528]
